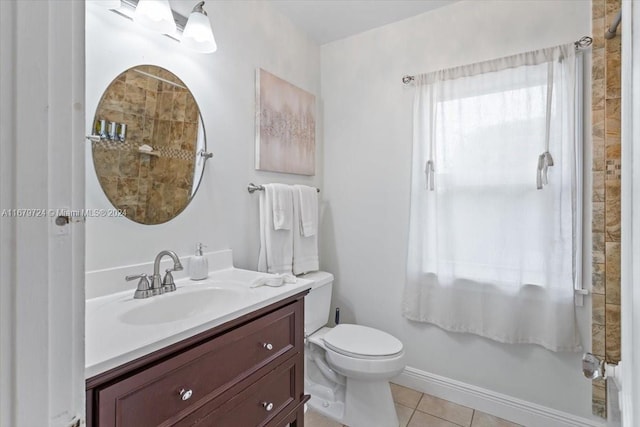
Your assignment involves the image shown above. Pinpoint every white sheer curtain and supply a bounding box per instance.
[403,44,582,352]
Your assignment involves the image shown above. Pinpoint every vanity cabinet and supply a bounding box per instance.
[86,291,308,427]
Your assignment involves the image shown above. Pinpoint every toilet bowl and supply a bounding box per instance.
[300,272,406,427]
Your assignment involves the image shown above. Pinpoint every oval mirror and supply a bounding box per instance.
[91,65,208,225]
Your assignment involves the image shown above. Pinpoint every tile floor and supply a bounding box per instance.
[304,383,523,427]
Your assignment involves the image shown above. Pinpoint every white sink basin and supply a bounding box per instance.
[119,287,245,325]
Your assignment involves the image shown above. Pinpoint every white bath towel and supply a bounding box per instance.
[292,188,319,275]
[271,183,293,230]
[294,185,318,236]
[258,184,294,274]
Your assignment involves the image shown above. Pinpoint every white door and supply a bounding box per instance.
[0,1,85,426]
[620,1,640,426]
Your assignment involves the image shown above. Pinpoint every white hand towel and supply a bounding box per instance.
[292,189,319,275]
[271,183,293,230]
[258,185,294,274]
[294,185,318,236]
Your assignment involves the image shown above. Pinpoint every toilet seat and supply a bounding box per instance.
[323,324,403,359]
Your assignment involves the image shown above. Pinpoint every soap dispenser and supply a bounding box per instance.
[190,243,208,280]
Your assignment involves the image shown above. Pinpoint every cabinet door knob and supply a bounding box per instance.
[179,388,193,401]
[263,343,273,350]
[262,401,274,411]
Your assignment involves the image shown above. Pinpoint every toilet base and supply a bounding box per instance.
[306,378,398,427]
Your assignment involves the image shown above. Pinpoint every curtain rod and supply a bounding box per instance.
[401,36,593,85]
[247,183,320,193]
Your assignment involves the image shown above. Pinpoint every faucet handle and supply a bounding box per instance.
[162,269,177,293]
[126,273,153,299]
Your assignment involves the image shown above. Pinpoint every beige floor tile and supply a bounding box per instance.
[471,411,522,427]
[391,382,423,408]
[408,410,464,427]
[396,403,415,427]
[416,394,474,427]
[305,409,344,427]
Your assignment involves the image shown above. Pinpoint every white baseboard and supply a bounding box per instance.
[393,367,605,427]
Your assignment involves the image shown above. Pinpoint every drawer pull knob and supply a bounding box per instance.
[179,388,193,401]
[263,343,273,350]
[262,402,274,411]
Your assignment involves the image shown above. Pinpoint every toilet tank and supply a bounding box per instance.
[299,271,334,335]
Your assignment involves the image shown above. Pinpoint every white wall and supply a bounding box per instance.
[85,0,321,273]
[320,0,596,419]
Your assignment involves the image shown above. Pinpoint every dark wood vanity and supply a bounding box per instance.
[86,291,309,427]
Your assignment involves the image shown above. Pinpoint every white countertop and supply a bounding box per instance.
[85,267,311,379]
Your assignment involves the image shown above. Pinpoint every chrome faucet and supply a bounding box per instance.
[152,250,184,295]
[125,250,184,299]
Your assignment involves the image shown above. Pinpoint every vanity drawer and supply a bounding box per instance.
[95,302,301,427]
[179,357,300,427]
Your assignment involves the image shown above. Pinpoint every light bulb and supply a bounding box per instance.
[134,0,176,34]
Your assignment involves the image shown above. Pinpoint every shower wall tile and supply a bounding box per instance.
[592,324,605,356]
[605,242,621,304]
[592,202,605,233]
[592,17,605,49]
[592,232,605,264]
[592,293,605,325]
[605,47,621,98]
[592,263,605,294]
[593,171,605,201]
[605,181,621,240]
[592,48,605,81]
[592,0,621,417]
[605,303,621,362]
[592,382,607,418]
[593,0,605,18]
[605,98,621,139]
[592,109,605,139]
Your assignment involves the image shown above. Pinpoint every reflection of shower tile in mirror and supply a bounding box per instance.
[104,80,125,105]
[100,176,118,201]
[172,92,187,122]
[157,92,173,121]
[185,94,198,123]
[154,120,171,148]
[123,113,143,144]
[170,122,184,150]
[94,148,120,177]
[142,118,155,145]
[100,109,123,125]
[118,150,140,178]
[126,69,147,89]
[147,76,159,92]
[145,90,157,118]
[124,83,146,115]
[182,122,197,151]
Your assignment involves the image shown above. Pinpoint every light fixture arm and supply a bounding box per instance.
[192,1,207,16]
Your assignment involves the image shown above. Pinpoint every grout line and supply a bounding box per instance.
[470,409,476,427]
[407,408,417,426]
[411,406,471,427]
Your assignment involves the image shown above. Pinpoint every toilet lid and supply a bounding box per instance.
[323,324,403,357]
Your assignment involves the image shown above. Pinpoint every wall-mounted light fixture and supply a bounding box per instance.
[103,0,217,53]
[182,1,217,53]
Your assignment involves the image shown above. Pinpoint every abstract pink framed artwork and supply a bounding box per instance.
[255,68,316,176]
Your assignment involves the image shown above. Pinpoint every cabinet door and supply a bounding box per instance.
[95,302,302,427]
[177,357,301,427]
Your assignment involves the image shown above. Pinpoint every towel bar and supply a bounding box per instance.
[247,183,320,194]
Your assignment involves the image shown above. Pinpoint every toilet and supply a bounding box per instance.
[300,271,406,427]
